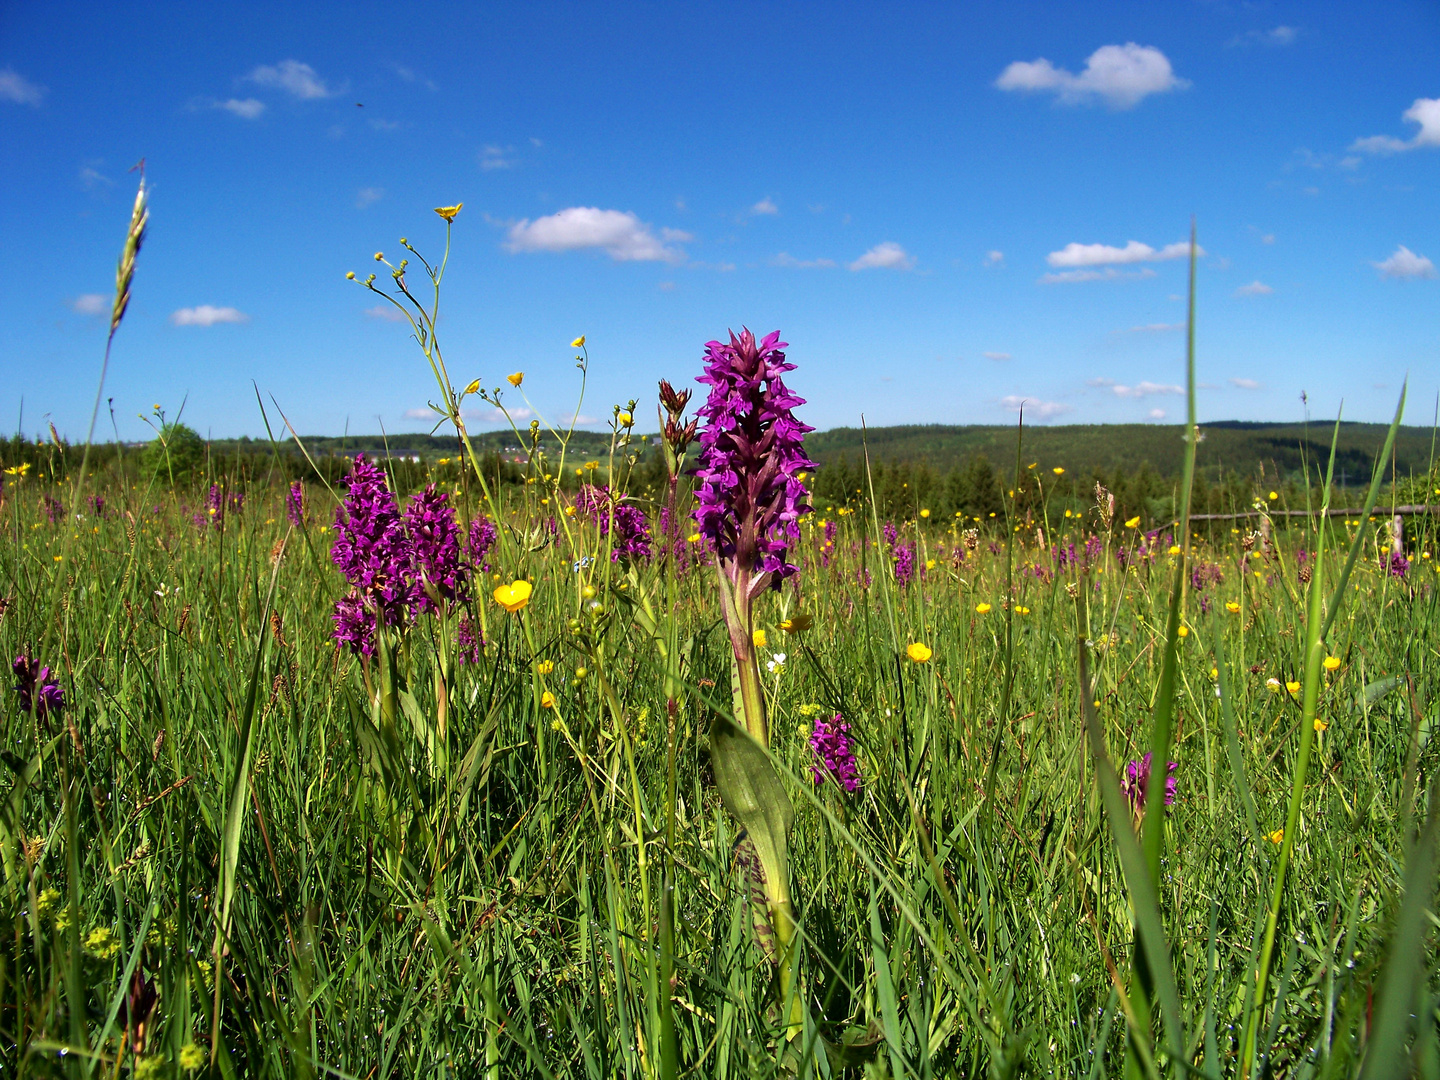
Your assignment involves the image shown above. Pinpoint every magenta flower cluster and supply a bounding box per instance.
[809,713,860,792]
[692,329,815,584]
[1121,752,1178,813]
[286,481,306,528]
[575,484,652,562]
[468,514,498,572]
[12,654,64,719]
[330,454,478,655]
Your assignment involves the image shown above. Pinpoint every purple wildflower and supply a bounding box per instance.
[42,494,64,526]
[228,490,245,516]
[286,481,306,528]
[1120,753,1178,814]
[332,591,375,657]
[1388,550,1410,578]
[404,485,467,611]
[576,484,652,562]
[691,328,815,587]
[893,543,916,587]
[883,521,898,548]
[1084,534,1103,564]
[455,614,484,664]
[467,514,498,573]
[87,493,106,518]
[207,483,224,525]
[810,713,861,792]
[330,454,414,653]
[12,654,63,719]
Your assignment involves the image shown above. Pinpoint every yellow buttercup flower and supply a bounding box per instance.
[1168,545,1181,555]
[920,508,930,518]
[617,411,632,426]
[1268,491,1278,501]
[1226,601,1241,614]
[493,580,533,613]
[536,660,554,675]
[1285,680,1301,695]
[753,629,767,649]
[463,379,481,395]
[1125,516,1141,528]
[434,203,463,222]
[780,613,813,633]
[906,642,933,663]
[541,691,556,709]
[1323,656,1341,671]
[1015,605,1030,615]
[1052,467,1064,475]
[571,335,586,348]
[507,372,524,387]
[1266,828,1284,844]
[1314,718,1328,732]
[1177,625,1189,637]
[975,602,992,614]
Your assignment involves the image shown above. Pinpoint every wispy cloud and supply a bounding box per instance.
[1124,322,1185,333]
[1229,26,1298,47]
[1000,395,1073,420]
[170,305,249,327]
[1229,377,1263,389]
[995,43,1188,110]
[1234,280,1274,296]
[215,97,265,119]
[771,252,836,269]
[0,67,45,106]
[1373,245,1436,279]
[1110,381,1183,399]
[79,166,113,190]
[67,294,106,316]
[390,63,438,91]
[404,407,439,420]
[355,187,384,209]
[750,197,778,215]
[479,144,515,170]
[848,242,914,271]
[983,351,1012,361]
[1040,267,1157,284]
[365,304,407,321]
[245,60,337,100]
[1148,408,1167,419]
[1350,97,1440,155]
[983,250,1004,266]
[1047,239,1198,268]
[505,207,688,262]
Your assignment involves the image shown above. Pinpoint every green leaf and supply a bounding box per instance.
[710,711,794,910]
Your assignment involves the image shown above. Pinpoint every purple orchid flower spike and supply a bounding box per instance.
[692,328,815,742]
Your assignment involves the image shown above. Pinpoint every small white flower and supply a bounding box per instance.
[766,652,787,674]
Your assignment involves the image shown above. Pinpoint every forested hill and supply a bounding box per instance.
[804,420,1436,484]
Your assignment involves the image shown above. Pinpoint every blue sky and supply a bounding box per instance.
[2,0,1437,442]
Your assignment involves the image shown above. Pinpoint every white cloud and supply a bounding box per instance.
[1047,239,1197,268]
[505,207,687,262]
[1231,26,1298,47]
[170,305,249,327]
[0,67,45,106]
[216,97,265,119]
[1040,267,1157,284]
[1373,245,1437,279]
[355,186,384,209]
[1125,322,1185,333]
[390,63,438,91]
[1351,97,1440,154]
[1234,281,1273,296]
[469,406,532,423]
[1230,377,1263,389]
[368,117,401,132]
[983,351,1012,361]
[984,250,1004,266]
[404,407,439,419]
[79,166,113,190]
[999,395,1073,420]
[67,294,106,316]
[1112,381,1182,399]
[995,43,1187,110]
[479,144,515,170]
[246,60,336,99]
[848,242,915,271]
[558,412,599,425]
[1148,408,1167,419]
[771,252,836,269]
[751,197,778,215]
[365,304,407,321]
